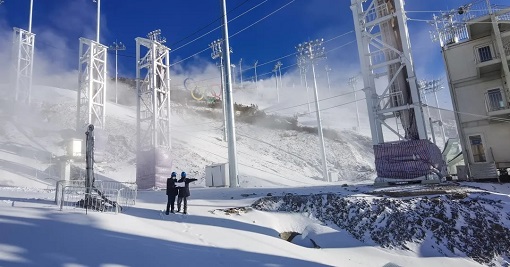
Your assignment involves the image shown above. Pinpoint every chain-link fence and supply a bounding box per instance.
[55,180,137,214]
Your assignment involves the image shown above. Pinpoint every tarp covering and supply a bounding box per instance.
[374,140,446,179]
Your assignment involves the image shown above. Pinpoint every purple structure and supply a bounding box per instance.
[374,140,446,180]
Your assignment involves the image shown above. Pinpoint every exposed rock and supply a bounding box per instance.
[252,190,510,265]
[279,231,301,242]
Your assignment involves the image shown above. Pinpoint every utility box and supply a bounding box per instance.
[205,163,229,187]
[67,139,82,157]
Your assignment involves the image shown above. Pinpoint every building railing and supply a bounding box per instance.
[431,1,510,47]
[55,180,137,214]
[498,7,510,21]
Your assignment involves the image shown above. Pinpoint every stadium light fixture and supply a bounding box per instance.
[147,29,166,44]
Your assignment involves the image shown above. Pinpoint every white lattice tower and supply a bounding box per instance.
[76,38,108,130]
[135,37,171,151]
[350,0,427,144]
[13,27,35,104]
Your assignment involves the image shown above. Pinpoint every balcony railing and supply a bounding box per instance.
[432,1,510,47]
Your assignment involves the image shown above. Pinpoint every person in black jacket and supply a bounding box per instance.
[165,172,178,215]
[176,171,197,214]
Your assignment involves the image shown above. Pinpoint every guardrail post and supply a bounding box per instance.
[54,180,61,204]
[59,186,66,211]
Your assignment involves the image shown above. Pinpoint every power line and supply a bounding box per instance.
[171,0,296,67]
[231,0,296,38]
[265,88,364,113]
[33,0,269,64]
[426,105,510,124]
[180,37,355,87]
[239,39,356,82]
[407,17,510,24]
[405,9,491,13]
[172,0,270,52]
[170,0,253,48]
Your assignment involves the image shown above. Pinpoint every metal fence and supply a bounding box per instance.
[55,180,137,214]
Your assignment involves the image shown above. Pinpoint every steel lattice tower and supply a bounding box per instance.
[350,0,427,144]
[135,31,172,189]
[76,38,108,130]
[13,27,35,104]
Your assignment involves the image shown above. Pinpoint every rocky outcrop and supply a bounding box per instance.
[252,191,510,265]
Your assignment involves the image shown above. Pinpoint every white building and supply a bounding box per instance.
[437,2,510,179]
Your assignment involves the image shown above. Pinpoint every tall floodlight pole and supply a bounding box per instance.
[418,79,446,146]
[418,80,431,119]
[272,67,279,103]
[220,0,239,188]
[77,0,107,130]
[13,0,35,104]
[254,60,258,84]
[109,41,126,104]
[231,64,236,86]
[273,61,283,103]
[325,65,332,94]
[28,0,33,32]
[433,85,446,144]
[94,0,100,43]
[239,58,243,88]
[277,61,283,93]
[210,39,228,142]
[297,55,311,112]
[348,75,360,131]
[297,39,328,181]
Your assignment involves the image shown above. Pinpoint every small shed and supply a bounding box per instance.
[205,163,229,187]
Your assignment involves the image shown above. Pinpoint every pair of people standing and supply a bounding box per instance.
[165,171,197,215]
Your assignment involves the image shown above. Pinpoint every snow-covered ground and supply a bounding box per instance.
[0,84,508,266]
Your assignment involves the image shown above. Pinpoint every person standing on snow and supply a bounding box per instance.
[165,172,178,215]
[176,172,197,214]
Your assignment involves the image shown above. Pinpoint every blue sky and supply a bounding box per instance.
[1,0,508,108]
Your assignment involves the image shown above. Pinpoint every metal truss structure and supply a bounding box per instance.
[135,34,171,189]
[350,0,428,144]
[13,27,35,104]
[76,38,108,130]
[135,36,171,151]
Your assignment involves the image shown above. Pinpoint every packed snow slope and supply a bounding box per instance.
[1,84,509,267]
[0,84,376,189]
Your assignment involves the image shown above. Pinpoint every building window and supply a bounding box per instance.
[469,135,486,163]
[477,45,493,62]
[486,88,505,112]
